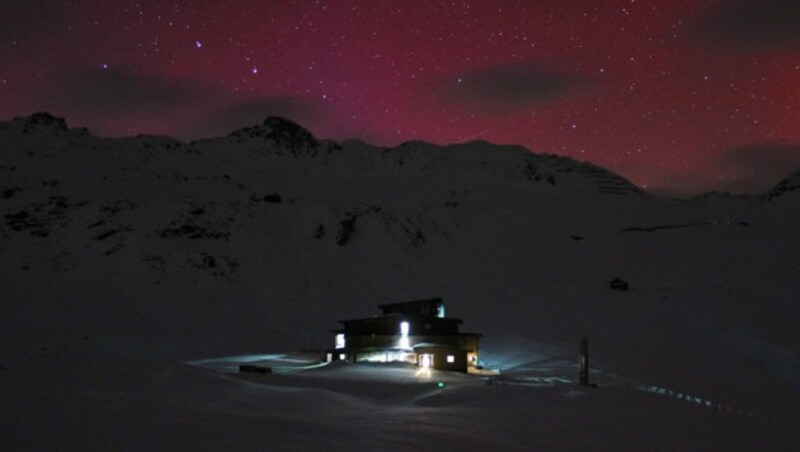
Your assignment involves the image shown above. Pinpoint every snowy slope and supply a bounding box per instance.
[1,113,798,449]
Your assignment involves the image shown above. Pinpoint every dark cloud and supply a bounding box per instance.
[693,0,800,50]
[182,97,323,140]
[0,1,63,41]
[647,143,800,197]
[436,63,588,113]
[42,67,216,118]
[33,67,328,139]
[712,142,800,193]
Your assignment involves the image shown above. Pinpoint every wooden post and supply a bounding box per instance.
[579,334,589,386]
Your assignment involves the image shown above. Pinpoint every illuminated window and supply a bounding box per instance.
[356,351,412,363]
[447,355,455,363]
[436,304,445,318]
[339,353,345,361]
[335,333,345,349]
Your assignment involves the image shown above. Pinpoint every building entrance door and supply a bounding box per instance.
[419,353,434,368]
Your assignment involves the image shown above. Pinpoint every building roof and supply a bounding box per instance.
[377,297,443,310]
[338,313,463,325]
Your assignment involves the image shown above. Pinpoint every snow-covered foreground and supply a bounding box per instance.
[2,352,795,450]
[1,113,799,449]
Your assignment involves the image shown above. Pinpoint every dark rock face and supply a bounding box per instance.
[1,187,21,199]
[609,277,630,291]
[336,216,356,246]
[16,112,69,134]
[228,116,318,149]
[262,116,318,146]
[262,193,283,203]
[160,219,230,241]
[313,224,325,239]
[410,229,426,247]
[769,169,800,199]
[3,195,86,238]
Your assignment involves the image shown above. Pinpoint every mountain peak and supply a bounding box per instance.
[261,116,303,129]
[14,112,69,134]
[227,116,318,148]
[769,167,800,199]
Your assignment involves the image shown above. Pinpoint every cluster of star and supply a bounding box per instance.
[2,0,799,194]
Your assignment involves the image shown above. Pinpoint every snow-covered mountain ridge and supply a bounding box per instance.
[3,113,648,197]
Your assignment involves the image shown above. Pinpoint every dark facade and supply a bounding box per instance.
[330,298,481,372]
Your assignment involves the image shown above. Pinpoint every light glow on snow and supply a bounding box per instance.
[415,366,432,378]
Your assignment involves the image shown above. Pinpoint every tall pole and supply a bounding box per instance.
[579,334,589,386]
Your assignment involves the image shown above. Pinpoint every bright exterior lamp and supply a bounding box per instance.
[399,321,410,349]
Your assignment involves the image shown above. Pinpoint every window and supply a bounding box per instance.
[335,333,345,349]
[446,355,455,363]
[357,351,412,363]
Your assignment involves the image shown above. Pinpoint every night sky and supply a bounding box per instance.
[3,0,800,195]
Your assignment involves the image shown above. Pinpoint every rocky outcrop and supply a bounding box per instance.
[227,116,319,150]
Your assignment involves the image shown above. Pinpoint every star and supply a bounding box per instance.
[2,1,798,196]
